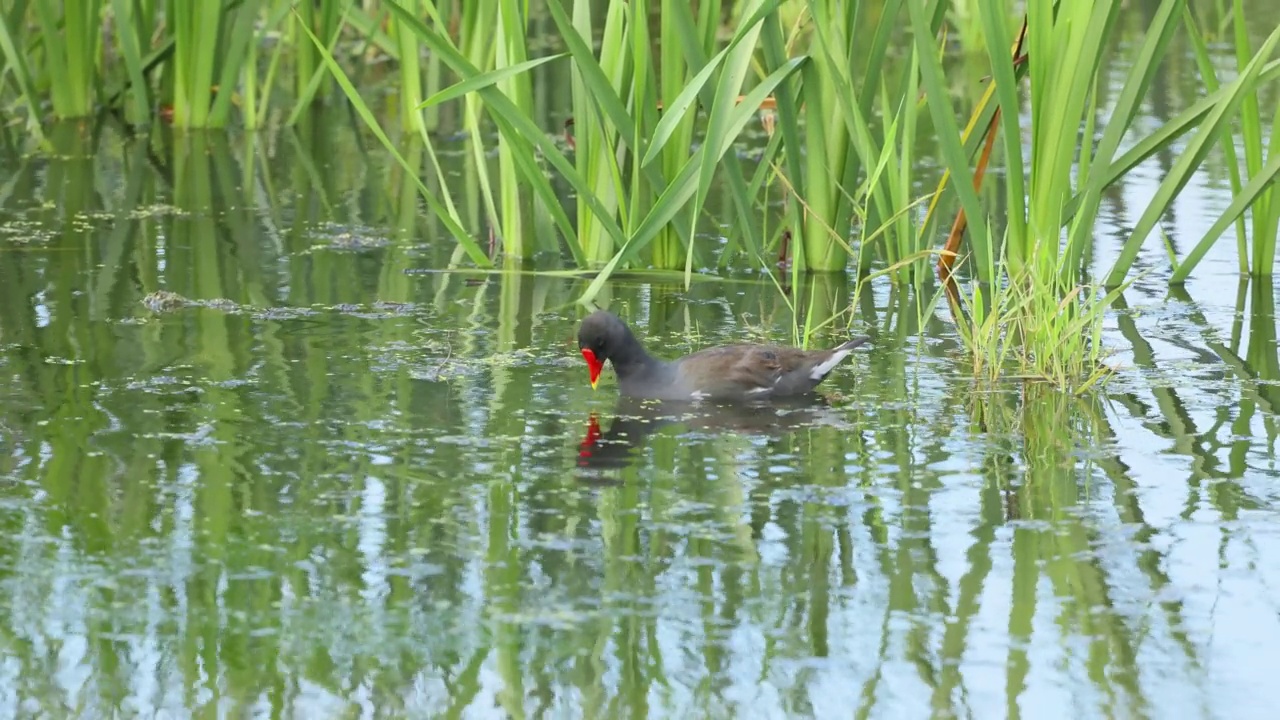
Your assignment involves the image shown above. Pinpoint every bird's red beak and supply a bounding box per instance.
[581,348,603,389]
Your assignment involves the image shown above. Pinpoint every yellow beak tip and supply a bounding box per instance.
[590,380,598,390]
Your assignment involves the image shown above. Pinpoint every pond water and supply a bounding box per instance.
[4,7,1280,720]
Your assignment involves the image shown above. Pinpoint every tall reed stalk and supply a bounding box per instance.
[292,0,340,106]
[494,0,535,257]
[536,0,802,293]
[35,0,101,119]
[568,0,626,266]
[910,0,1280,388]
[391,0,426,135]
[169,0,221,127]
[649,0,721,270]
[941,0,1149,387]
[560,0,767,273]
[169,0,267,128]
[1100,4,1280,285]
[1172,2,1280,281]
[761,1,949,277]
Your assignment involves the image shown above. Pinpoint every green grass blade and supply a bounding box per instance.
[293,10,492,268]
[541,0,645,158]
[210,0,262,126]
[193,0,223,126]
[1105,23,1280,286]
[381,0,603,262]
[287,14,347,127]
[685,0,773,285]
[0,6,45,140]
[977,3,1026,256]
[759,12,806,248]
[110,0,151,123]
[543,0,758,267]
[1069,0,1184,254]
[641,45,731,168]
[32,1,71,117]
[653,0,774,270]
[418,54,567,109]
[1171,149,1280,282]
[580,57,806,303]
[1183,5,1250,273]
[907,0,990,260]
[341,3,399,59]
[1064,58,1280,221]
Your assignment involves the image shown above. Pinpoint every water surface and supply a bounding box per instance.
[3,6,1280,718]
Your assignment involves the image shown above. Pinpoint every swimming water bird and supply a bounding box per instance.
[575,310,870,401]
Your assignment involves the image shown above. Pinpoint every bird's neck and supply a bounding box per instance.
[610,335,664,380]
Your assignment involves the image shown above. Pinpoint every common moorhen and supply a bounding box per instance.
[576,310,870,401]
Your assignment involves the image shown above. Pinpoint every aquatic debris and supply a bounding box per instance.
[142,294,420,321]
[254,306,319,321]
[412,363,456,383]
[123,374,202,395]
[0,219,57,244]
[412,344,456,382]
[128,204,188,219]
[407,345,540,383]
[480,348,535,367]
[203,298,239,311]
[314,301,416,320]
[316,234,389,251]
[142,290,189,313]
[304,222,392,253]
[142,291,243,314]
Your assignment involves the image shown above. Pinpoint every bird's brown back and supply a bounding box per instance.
[670,344,838,398]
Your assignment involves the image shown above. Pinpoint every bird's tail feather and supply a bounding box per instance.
[808,336,870,380]
[835,335,870,352]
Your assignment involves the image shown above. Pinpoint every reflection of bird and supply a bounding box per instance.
[576,311,870,402]
[576,395,850,472]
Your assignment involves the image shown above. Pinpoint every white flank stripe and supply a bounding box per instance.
[808,348,852,380]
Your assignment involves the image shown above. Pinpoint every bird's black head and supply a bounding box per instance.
[577,310,633,388]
